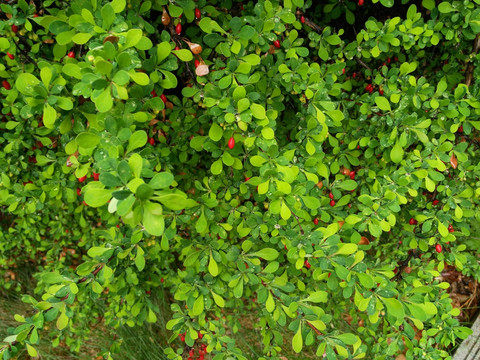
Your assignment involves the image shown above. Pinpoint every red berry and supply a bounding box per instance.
[342,68,346,74]
[189,349,195,356]
[313,218,319,225]
[92,172,100,181]
[348,203,352,208]
[160,94,167,103]
[394,57,399,62]
[304,260,311,269]
[2,80,11,90]
[175,23,182,35]
[33,13,39,18]
[432,199,439,206]
[273,40,281,49]
[329,192,334,199]
[349,170,356,178]
[330,200,335,207]
[198,356,204,360]
[245,177,250,182]
[6,52,14,60]
[151,90,157,97]
[160,278,164,283]
[227,136,235,149]
[458,125,463,133]
[328,272,331,278]
[448,224,454,233]
[175,46,180,50]
[435,244,442,253]
[78,176,87,183]
[409,218,417,225]
[180,335,185,342]
[300,15,305,24]
[352,72,357,78]
[195,8,201,20]
[77,188,82,196]
[11,25,18,33]
[198,331,203,339]
[67,51,75,58]
[194,59,200,68]
[379,89,384,95]
[148,137,155,145]
[387,57,391,63]
[358,0,364,5]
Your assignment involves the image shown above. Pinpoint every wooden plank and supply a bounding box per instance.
[453,314,480,360]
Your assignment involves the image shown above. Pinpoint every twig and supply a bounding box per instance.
[465,35,480,86]
[355,57,372,72]
[290,210,304,235]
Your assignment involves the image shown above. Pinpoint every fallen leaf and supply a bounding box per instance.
[450,153,458,169]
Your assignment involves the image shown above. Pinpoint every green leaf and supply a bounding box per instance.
[76,132,100,148]
[84,188,113,207]
[192,295,204,316]
[26,344,38,357]
[72,33,92,44]
[390,141,404,163]
[252,248,279,261]
[304,291,328,303]
[136,184,154,200]
[438,1,456,13]
[208,255,219,276]
[157,41,171,63]
[198,17,227,34]
[135,251,145,271]
[56,312,69,330]
[196,210,208,233]
[143,201,164,236]
[127,130,148,153]
[149,172,174,189]
[345,214,362,224]
[338,180,357,191]
[292,324,303,353]
[94,86,113,112]
[43,104,57,129]
[125,29,142,48]
[209,122,224,141]
[15,73,41,95]
[335,243,358,255]
[211,291,225,307]
[101,3,115,29]
[111,0,126,12]
[382,297,405,319]
[375,96,391,111]
[251,103,266,119]
[173,49,193,61]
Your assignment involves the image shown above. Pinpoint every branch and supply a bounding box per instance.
[465,34,480,87]
[290,210,304,235]
[355,57,372,72]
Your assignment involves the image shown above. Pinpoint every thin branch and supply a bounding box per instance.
[290,209,304,235]
[465,34,480,86]
[355,57,372,72]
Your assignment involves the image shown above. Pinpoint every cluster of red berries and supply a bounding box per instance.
[365,83,374,94]
[329,192,335,207]
[179,331,207,360]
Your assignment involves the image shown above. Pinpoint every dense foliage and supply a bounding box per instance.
[1,0,480,359]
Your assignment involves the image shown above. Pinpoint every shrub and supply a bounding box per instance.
[1,0,480,359]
